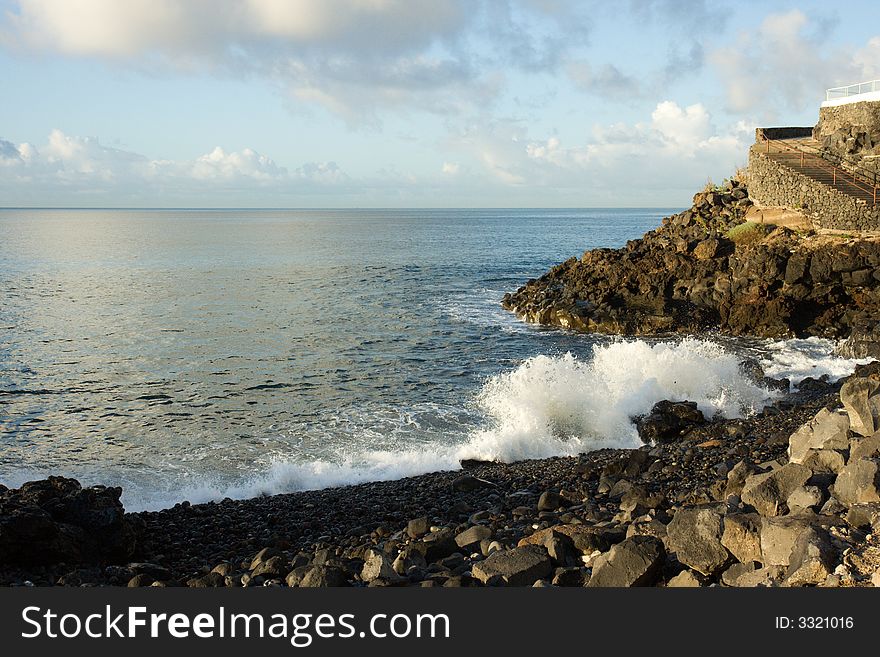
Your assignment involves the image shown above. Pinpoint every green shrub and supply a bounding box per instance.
[726,221,771,245]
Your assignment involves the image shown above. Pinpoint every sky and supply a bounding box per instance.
[0,0,878,208]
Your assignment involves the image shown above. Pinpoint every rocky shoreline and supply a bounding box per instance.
[501,179,880,357]
[3,366,880,588]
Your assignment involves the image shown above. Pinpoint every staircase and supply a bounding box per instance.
[763,137,878,206]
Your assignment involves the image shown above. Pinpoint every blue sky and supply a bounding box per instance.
[0,0,878,207]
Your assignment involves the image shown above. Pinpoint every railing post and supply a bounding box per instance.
[833,169,837,185]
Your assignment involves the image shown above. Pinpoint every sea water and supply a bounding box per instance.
[0,208,867,510]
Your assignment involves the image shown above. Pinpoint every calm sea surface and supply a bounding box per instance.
[0,208,858,509]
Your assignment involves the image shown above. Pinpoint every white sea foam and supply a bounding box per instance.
[117,337,797,511]
[758,336,871,386]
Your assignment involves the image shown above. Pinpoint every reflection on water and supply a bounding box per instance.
[0,207,671,504]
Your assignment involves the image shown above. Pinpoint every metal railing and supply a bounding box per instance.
[763,137,878,206]
[825,79,880,101]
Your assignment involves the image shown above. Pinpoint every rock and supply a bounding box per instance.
[721,512,763,564]
[451,475,494,493]
[784,526,838,587]
[845,503,880,529]
[518,524,625,554]
[406,517,429,539]
[788,408,850,464]
[454,525,492,550]
[873,570,880,588]
[786,485,824,512]
[741,463,812,516]
[543,532,579,567]
[801,449,846,475]
[586,536,666,588]
[724,564,785,587]
[721,562,760,587]
[551,566,589,587]
[537,491,569,511]
[841,378,880,436]
[725,460,761,497]
[299,565,348,587]
[361,548,402,583]
[635,400,706,444]
[693,238,720,260]
[666,506,730,576]
[472,545,553,587]
[285,567,310,587]
[833,458,880,506]
[0,477,140,566]
[251,555,287,579]
[418,528,459,562]
[849,433,880,462]
[667,570,703,587]
[760,516,818,567]
[249,547,280,571]
[392,546,427,576]
[127,573,154,587]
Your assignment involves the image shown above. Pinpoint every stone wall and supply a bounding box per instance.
[755,127,813,141]
[747,146,880,231]
[816,100,880,139]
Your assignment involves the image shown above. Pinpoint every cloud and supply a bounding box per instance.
[709,10,880,117]
[441,161,460,175]
[0,129,348,202]
[451,100,748,203]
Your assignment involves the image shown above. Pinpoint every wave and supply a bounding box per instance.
[119,336,809,511]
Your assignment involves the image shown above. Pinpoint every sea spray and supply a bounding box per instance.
[121,337,799,510]
[458,338,776,462]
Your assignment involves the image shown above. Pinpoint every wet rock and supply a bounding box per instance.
[586,535,665,588]
[666,506,730,576]
[472,545,553,587]
[636,401,706,444]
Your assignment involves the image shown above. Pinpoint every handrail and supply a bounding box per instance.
[826,79,880,101]
[762,138,878,206]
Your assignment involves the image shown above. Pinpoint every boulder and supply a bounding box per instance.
[635,400,706,444]
[361,548,403,583]
[518,524,625,554]
[833,458,880,507]
[741,463,812,516]
[0,477,140,566]
[788,408,850,464]
[451,475,494,493]
[784,527,838,587]
[666,506,730,576]
[406,516,429,539]
[667,570,703,587]
[299,565,349,587]
[472,545,553,586]
[801,449,846,475]
[760,516,822,567]
[586,535,666,588]
[454,525,492,550]
[840,378,880,436]
[725,460,762,497]
[786,486,824,512]
[537,490,570,511]
[845,503,880,529]
[417,528,459,562]
[849,433,880,462]
[721,512,763,564]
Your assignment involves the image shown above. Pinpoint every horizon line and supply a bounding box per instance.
[0,205,685,211]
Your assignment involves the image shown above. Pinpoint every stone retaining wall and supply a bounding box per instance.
[816,100,880,139]
[748,146,880,231]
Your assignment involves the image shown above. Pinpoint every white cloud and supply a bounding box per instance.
[709,10,880,117]
[0,130,348,202]
[441,161,460,175]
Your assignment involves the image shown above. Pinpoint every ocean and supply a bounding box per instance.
[0,208,867,510]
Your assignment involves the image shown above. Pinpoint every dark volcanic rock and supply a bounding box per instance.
[502,178,880,341]
[0,477,140,566]
[636,400,706,444]
[586,535,666,587]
